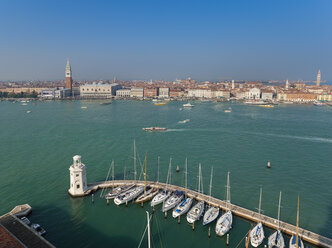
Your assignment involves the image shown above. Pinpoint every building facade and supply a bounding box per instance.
[144,88,158,98]
[158,88,170,98]
[246,88,261,99]
[116,89,131,97]
[80,83,121,98]
[130,88,144,98]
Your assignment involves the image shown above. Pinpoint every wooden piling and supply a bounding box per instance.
[226,233,229,246]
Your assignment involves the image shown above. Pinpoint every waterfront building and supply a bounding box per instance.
[235,90,247,99]
[231,80,235,90]
[187,89,212,98]
[65,59,72,92]
[159,87,170,98]
[68,155,88,197]
[116,89,131,97]
[80,83,121,98]
[261,90,274,101]
[285,80,289,90]
[317,93,332,101]
[278,90,317,102]
[212,90,231,99]
[316,70,321,87]
[169,88,184,98]
[246,88,261,99]
[144,87,158,98]
[0,87,48,94]
[130,88,144,98]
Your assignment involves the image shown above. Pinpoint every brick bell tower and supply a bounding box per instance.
[65,58,72,91]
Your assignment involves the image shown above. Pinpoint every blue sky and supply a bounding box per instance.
[0,0,331,81]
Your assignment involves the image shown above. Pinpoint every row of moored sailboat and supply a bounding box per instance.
[103,141,304,248]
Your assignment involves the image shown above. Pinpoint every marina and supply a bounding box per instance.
[85,179,332,248]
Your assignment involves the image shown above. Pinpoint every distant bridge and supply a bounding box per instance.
[85,180,332,248]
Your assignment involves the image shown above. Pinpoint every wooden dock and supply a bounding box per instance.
[87,180,332,248]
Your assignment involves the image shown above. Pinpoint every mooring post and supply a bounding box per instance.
[208,226,211,238]
[141,202,143,208]
[92,194,94,204]
[226,233,229,246]
[264,245,267,248]
[152,206,155,214]
[126,200,128,207]
[164,211,167,218]
[245,236,248,245]
[178,216,180,224]
[192,222,195,231]
[107,199,109,205]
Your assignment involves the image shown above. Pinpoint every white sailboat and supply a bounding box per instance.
[151,158,172,207]
[172,158,193,218]
[289,196,304,248]
[136,153,158,203]
[114,185,144,205]
[186,163,205,223]
[215,172,233,235]
[203,167,219,225]
[250,187,265,247]
[268,191,285,248]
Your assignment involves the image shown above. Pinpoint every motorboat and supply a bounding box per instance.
[259,104,274,108]
[114,186,144,205]
[20,217,31,226]
[151,190,170,206]
[162,190,184,212]
[142,127,167,132]
[172,197,193,218]
[186,201,204,223]
[203,206,219,225]
[250,222,265,247]
[183,103,194,108]
[178,119,190,124]
[105,184,135,199]
[31,223,46,236]
[224,109,231,113]
[313,101,324,106]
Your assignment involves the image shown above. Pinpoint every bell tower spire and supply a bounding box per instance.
[65,58,73,91]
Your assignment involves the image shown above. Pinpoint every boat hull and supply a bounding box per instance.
[268,230,285,248]
[289,235,304,248]
[135,188,158,203]
[172,198,193,218]
[114,186,144,205]
[203,206,219,225]
[215,210,232,236]
[151,191,170,206]
[162,191,184,212]
[250,222,265,247]
[186,201,204,224]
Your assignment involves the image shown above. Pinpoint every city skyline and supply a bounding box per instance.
[0,0,331,81]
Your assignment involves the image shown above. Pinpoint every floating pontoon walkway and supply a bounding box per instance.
[87,180,332,248]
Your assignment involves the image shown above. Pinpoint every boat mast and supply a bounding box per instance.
[157,156,160,183]
[258,186,262,218]
[165,158,172,191]
[144,152,147,194]
[226,171,231,210]
[277,191,282,229]
[134,139,137,181]
[296,195,299,248]
[146,211,151,248]
[208,166,213,202]
[185,158,188,190]
[198,163,201,193]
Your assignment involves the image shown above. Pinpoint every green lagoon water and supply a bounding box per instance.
[0,100,332,247]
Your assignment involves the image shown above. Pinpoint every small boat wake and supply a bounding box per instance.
[166,129,186,132]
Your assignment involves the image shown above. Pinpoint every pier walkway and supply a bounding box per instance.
[87,180,332,248]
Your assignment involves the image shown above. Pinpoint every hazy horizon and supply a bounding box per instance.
[0,0,331,81]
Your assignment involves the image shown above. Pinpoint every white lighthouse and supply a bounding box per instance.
[68,155,88,197]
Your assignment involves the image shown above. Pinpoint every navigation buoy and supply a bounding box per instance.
[267,161,271,168]
[176,165,180,172]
